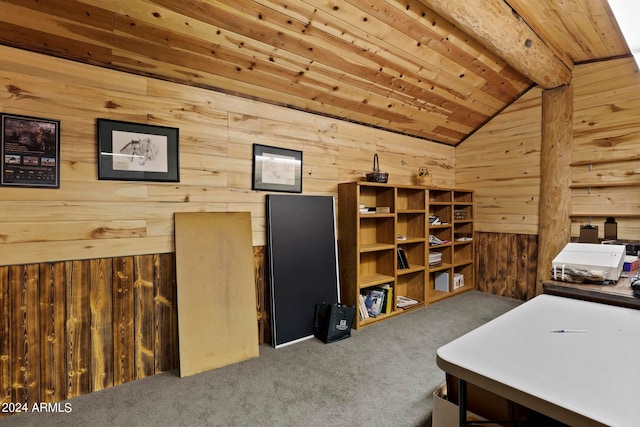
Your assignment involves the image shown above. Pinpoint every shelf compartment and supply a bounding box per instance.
[453,263,474,292]
[397,212,426,241]
[454,221,473,238]
[395,270,425,309]
[429,226,453,247]
[359,249,394,286]
[398,241,426,268]
[454,205,473,222]
[359,184,395,213]
[454,191,473,203]
[428,272,451,302]
[453,243,473,265]
[358,282,395,325]
[359,216,395,247]
[429,189,452,203]
[429,245,451,266]
[430,204,452,225]
[397,187,426,211]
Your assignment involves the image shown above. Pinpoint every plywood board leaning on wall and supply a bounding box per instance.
[174,212,259,377]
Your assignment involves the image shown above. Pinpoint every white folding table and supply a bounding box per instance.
[436,294,640,426]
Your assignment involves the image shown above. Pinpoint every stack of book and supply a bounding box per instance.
[429,215,448,225]
[359,284,393,320]
[359,205,376,214]
[429,252,442,267]
[359,205,391,214]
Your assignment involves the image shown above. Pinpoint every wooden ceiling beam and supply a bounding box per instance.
[421,0,572,89]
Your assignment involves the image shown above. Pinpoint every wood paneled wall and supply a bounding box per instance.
[459,57,640,297]
[571,58,640,240]
[0,248,270,413]
[0,45,455,267]
[0,254,177,410]
[458,57,640,241]
[456,87,543,235]
[474,232,538,300]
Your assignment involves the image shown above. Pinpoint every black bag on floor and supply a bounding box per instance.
[314,303,355,343]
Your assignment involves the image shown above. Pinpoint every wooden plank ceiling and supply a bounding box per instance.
[0,0,629,145]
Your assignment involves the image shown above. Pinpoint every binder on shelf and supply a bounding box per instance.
[435,272,449,292]
[397,248,409,269]
[383,285,393,313]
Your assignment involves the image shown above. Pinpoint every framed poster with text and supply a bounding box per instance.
[1,113,60,188]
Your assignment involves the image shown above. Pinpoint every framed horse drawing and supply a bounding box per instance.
[97,119,179,182]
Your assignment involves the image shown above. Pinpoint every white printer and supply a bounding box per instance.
[552,242,626,282]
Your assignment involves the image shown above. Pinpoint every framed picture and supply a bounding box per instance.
[252,144,302,193]
[97,119,179,182]
[1,113,61,188]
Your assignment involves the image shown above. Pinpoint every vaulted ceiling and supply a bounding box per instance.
[0,0,630,145]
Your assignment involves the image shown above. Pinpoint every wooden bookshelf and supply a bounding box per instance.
[337,182,474,328]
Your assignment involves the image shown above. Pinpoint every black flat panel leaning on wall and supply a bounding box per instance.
[266,194,340,347]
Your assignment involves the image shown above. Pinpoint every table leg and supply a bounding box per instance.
[459,378,467,426]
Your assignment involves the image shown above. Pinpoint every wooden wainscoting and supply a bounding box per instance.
[1,234,537,412]
[0,248,269,414]
[474,232,538,301]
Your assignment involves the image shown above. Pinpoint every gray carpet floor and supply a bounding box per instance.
[1,291,521,427]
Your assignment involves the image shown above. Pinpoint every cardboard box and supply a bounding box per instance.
[453,273,464,290]
[437,375,531,426]
[432,383,501,427]
[551,242,626,281]
[435,272,449,292]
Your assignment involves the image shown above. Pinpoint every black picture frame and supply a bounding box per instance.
[1,113,61,188]
[252,144,302,193]
[97,119,179,182]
